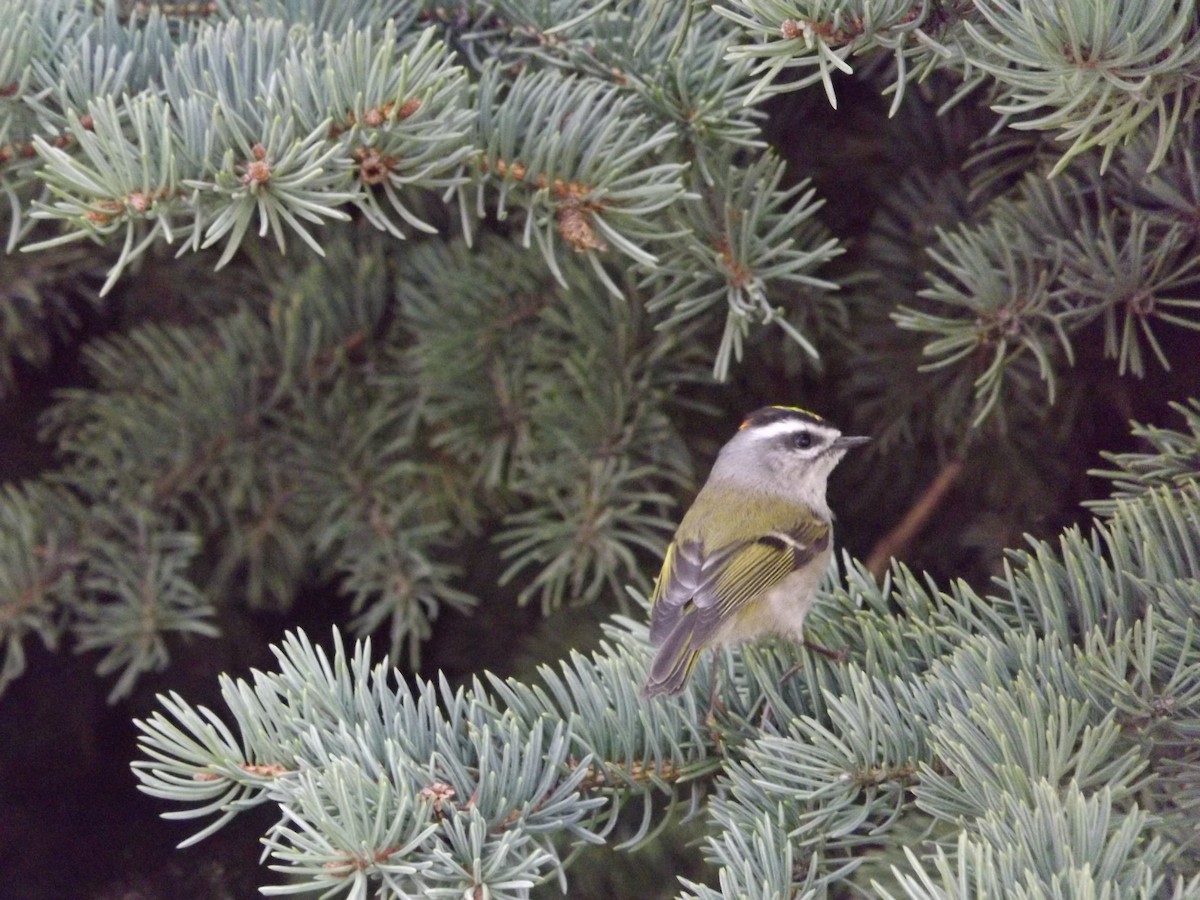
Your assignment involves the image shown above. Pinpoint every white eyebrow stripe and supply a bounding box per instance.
[747,421,837,441]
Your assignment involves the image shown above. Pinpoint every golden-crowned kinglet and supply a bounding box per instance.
[642,406,869,697]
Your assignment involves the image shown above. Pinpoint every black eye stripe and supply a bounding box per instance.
[780,430,817,450]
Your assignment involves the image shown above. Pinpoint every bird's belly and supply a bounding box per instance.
[719,547,831,644]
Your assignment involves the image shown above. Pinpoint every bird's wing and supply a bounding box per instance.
[644,516,830,696]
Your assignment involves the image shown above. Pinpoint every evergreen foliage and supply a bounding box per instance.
[132,465,1200,897]
[0,0,1197,896]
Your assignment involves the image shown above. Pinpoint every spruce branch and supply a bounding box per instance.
[294,376,478,665]
[398,236,553,491]
[1059,212,1200,377]
[2,222,721,698]
[75,506,219,702]
[498,2,764,180]
[717,0,1200,175]
[28,94,192,293]
[895,130,1200,428]
[0,235,106,395]
[23,3,179,131]
[497,456,679,613]
[228,0,421,34]
[132,626,693,896]
[836,124,981,457]
[647,152,842,379]
[1116,119,1200,230]
[879,783,1181,899]
[717,0,932,109]
[282,22,476,239]
[895,209,1071,426]
[1087,398,1200,514]
[2,3,1199,890]
[469,63,687,288]
[131,416,1200,896]
[22,16,474,287]
[6,235,456,690]
[401,235,702,614]
[961,0,1200,175]
[188,111,356,269]
[496,285,697,613]
[0,2,59,244]
[0,481,81,692]
[3,3,849,378]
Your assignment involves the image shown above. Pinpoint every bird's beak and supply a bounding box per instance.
[833,435,871,449]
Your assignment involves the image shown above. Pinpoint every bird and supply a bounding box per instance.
[642,406,869,698]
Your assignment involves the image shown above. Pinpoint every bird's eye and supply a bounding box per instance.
[792,431,813,449]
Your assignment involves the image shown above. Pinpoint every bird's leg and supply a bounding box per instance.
[705,650,726,721]
[703,652,730,752]
[802,639,848,663]
[777,639,849,686]
[777,661,803,687]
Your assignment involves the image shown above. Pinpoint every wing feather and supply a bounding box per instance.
[643,514,830,697]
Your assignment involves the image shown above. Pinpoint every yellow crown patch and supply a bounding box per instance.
[739,405,825,430]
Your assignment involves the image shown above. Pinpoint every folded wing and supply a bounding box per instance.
[643,516,830,697]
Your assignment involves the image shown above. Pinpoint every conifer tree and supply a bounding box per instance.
[0,1,1198,896]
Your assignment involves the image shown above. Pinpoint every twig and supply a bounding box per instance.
[866,458,965,579]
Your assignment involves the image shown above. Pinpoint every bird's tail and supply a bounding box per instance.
[641,643,701,698]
